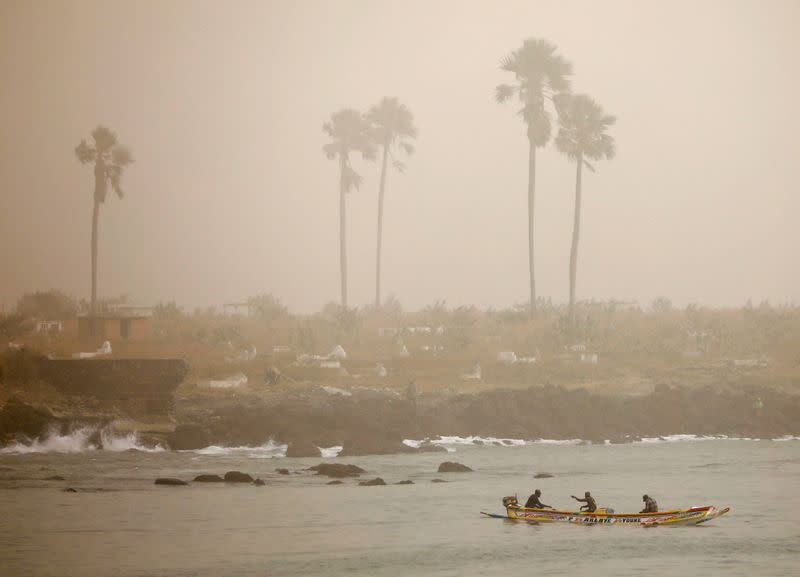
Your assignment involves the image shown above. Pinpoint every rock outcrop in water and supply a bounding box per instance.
[358,477,386,486]
[0,397,62,441]
[169,384,800,455]
[223,471,253,483]
[193,474,224,482]
[3,381,800,456]
[308,464,365,478]
[438,462,473,473]
[155,478,188,486]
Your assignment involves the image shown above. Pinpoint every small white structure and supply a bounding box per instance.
[498,351,517,365]
[731,359,768,368]
[329,345,347,360]
[461,363,482,381]
[36,321,63,334]
[375,363,387,377]
[72,341,112,359]
[580,353,599,365]
[202,373,248,389]
[569,344,587,353]
[406,326,432,334]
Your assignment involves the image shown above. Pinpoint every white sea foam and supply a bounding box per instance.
[772,435,800,442]
[403,435,530,449]
[0,424,164,454]
[635,434,756,444]
[531,438,584,445]
[319,445,343,458]
[191,439,288,458]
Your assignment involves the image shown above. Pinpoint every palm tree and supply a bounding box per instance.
[496,38,572,317]
[553,93,615,324]
[323,109,376,307]
[366,97,417,308]
[74,126,134,319]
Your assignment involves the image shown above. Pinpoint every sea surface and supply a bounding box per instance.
[1,433,798,577]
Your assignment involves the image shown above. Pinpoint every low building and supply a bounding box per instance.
[78,313,152,340]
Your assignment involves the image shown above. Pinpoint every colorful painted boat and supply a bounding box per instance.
[488,497,730,526]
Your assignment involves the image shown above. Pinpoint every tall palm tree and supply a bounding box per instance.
[74,126,134,318]
[366,97,417,308]
[553,93,615,324]
[496,38,572,317]
[323,109,376,307]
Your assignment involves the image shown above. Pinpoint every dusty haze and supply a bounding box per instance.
[1,0,798,313]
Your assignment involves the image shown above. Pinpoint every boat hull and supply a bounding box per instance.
[505,504,730,526]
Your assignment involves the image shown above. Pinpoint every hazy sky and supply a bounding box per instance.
[1,0,798,313]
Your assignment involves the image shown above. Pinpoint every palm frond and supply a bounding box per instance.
[495,83,515,103]
[74,139,95,164]
[323,142,339,160]
[554,92,616,166]
[392,159,406,173]
[111,146,134,167]
[91,125,118,153]
[498,38,572,146]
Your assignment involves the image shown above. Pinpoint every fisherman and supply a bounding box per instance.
[571,491,597,512]
[524,489,553,509]
[640,494,658,513]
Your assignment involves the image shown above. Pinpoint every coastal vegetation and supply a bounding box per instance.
[74,126,134,317]
[496,38,573,317]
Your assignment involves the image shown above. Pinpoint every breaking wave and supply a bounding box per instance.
[319,445,343,458]
[192,440,288,458]
[403,436,582,450]
[634,434,757,444]
[190,441,342,458]
[0,424,165,454]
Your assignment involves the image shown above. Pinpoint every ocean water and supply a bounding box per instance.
[0,435,798,577]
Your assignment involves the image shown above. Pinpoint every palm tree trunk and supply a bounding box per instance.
[375,143,389,308]
[339,155,348,308]
[527,140,537,318]
[91,199,99,316]
[568,152,583,326]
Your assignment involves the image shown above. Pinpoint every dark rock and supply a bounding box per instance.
[0,397,61,440]
[534,473,554,479]
[327,480,343,485]
[167,424,211,451]
[193,474,224,483]
[396,480,414,485]
[438,461,473,473]
[358,477,386,486]
[44,475,65,481]
[307,463,365,478]
[431,478,447,483]
[224,471,254,483]
[155,478,188,486]
[253,478,266,486]
[275,468,290,475]
[63,487,78,493]
[285,439,321,458]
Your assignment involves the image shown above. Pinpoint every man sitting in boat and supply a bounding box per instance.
[571,491,597,512]
[640,494,658,513]
[524,489,552,509]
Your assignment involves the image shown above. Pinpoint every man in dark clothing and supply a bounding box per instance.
[640,494,658,513]
[571,491,597,512]
[524,489,552,509]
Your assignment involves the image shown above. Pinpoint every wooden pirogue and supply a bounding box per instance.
[482,496,731,526]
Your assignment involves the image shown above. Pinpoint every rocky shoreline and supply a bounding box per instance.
[2,384,798,456]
